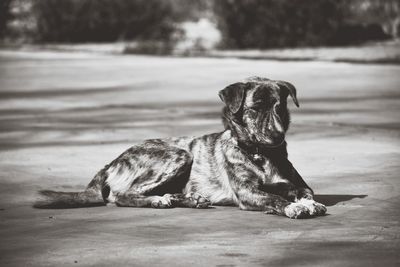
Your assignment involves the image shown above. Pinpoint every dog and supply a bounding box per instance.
[34,77,327,219]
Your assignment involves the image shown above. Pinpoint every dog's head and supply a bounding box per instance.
[219,77,299,147]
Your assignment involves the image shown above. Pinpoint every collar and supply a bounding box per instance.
[236,139,286,165]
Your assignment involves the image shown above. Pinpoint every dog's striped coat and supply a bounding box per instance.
[35,77,327,219]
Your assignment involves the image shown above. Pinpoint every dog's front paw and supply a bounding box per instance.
[151,194,173,209]
[284,202,311,219]
[185,193,211,208]
[312,201,327,216]
[293,198,327,217]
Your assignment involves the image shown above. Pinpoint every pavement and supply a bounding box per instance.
[0,50,399,267]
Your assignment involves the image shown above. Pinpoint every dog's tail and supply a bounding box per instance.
[33,189,105,209]
[33,166,110,209]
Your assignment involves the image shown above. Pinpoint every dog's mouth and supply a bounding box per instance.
[252,121,285,147]
[264,138,285,148]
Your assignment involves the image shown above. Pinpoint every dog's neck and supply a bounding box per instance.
[237,139,286,154]
[235,138,288,165]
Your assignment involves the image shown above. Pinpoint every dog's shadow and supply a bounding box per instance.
[314,194,367,207]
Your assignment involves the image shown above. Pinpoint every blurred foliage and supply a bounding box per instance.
[345,0,400,38]
[332,23,390,46]
[214,0,393,48]
[2,0,398,47]
[214,0,344,48]
[168,0,214,22]
[33,0,176,43]
[0,0,13,38]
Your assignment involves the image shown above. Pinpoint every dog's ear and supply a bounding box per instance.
[277,80,299,108]
[218,82,247,114]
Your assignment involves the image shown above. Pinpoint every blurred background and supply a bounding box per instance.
[1,0,399,60]
[1,1,400,266]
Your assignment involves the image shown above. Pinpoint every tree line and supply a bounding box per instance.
[1,0,397,48]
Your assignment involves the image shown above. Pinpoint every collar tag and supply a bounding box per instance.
[252,153,263,163]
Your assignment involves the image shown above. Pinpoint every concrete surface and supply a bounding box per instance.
[0,50,399,267]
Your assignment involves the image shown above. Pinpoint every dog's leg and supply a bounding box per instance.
[103,140,194,202]
[260,182,315,202]
[169,193,211,208]
[286,165,327,216]
[104,140,212,209]
[234,187,296,217]
[265,159,327,216]
[227,163,321,218]
[236,188,325,219]
[261,182,300,201]
[266,183,326,217]
[115,193,211,209]
[115,193,173,208]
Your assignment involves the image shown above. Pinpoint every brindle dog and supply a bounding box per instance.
[34,77,327,219]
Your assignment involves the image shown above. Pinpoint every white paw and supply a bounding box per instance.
[284,199,327,219]
[284,202,310,219]
[151,194,173,208]
[296,198,327,216]
[313,201,327,216]
[297,198,326,216]
[185,192,211,208]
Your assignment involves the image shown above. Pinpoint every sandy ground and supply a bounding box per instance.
[0,50,399,266]
[208,40,400,63]
[8,39,400,63]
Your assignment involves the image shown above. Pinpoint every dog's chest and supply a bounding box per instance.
[258,158,288,184]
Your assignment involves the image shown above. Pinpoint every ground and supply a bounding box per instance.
[18,39,400,63]
[0,50,399,267]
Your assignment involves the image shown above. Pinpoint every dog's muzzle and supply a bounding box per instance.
[254,114,285,146]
